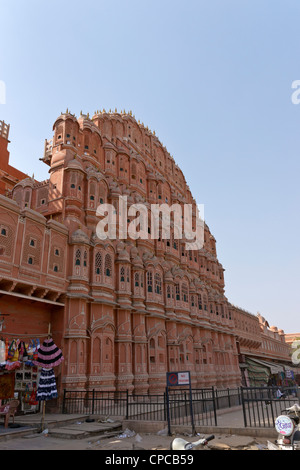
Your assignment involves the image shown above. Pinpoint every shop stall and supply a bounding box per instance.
[0,336,41,413]
[0,325,64,419]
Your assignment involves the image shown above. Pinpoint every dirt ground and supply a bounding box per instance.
[0,431,273,451]
[86,431,271,451]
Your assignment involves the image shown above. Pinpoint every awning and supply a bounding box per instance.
[248,358,285,375]
[245,357,271,385]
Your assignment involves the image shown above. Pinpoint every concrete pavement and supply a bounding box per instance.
[0,405,277,450]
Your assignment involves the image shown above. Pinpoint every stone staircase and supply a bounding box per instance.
[47,418,122,440]
[2,414,123,441]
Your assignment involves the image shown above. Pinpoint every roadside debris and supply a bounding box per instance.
[118,428,136,439]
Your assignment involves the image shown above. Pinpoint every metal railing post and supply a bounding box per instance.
[126,389,129,419]
[62,389,66,414]
[211,386,217,426]
[240,386,247,427]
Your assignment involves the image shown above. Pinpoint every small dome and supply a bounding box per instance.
[71,229,90,244]
[118,248,130,261]
[66,157,84,171]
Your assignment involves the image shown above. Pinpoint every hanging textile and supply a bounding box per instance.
[0,340,5,363]
[245,357,270,386]
[34,338,63,369]
[36,368,58,401]
[0,373,15,399]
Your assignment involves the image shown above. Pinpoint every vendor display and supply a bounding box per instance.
[0,338,41,413]
[0,322,64,420]
[0,338,40,371]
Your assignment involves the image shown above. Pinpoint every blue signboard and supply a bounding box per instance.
[166,371,191,387]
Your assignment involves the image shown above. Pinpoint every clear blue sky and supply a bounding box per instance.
[0,0,299,333]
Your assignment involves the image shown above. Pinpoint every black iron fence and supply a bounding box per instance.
[215,387,241,409]
[62,387,245,432]
[241,386,300,428]
[62,386,299,430]
[166,388,218,434]
[62,390,129,416]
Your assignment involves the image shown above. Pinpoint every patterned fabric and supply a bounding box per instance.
[36,368,58,401]
[0,340,5,363]
[34,338,64,369]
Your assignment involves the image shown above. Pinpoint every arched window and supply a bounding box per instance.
[147,272,153,292]
[155,273,162,295]
[131,162,136,180]
[95,252,102,275]
[167,285,171,299]
[157,184,162,200]
[99,181,107,205]
[182,283,188,303]
[175,283,180,301]
[105,254,112,277]
[75,249,81,266]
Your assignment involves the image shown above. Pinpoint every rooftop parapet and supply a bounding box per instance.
[0,120,10,140]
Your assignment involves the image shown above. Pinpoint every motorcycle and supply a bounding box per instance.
[271,404,300,450]
[170,434,215,450]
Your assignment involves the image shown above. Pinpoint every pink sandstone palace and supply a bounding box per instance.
[0,112,294,403]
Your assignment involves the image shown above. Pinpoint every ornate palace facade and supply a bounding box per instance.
[0,111,291,397]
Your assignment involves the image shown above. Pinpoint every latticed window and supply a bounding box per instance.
[75,249,81,266]
[89,182,96,201]
[182,283,188,303]
[105,254,112,277]
[167,285,171,299]
[147,272,153,292]
[175,284,180,301]
[155,273,162,295]
[221,305,225,318]
[198,294,203,310]
[99,182,106,205]
[131,163,137,180]
[83,250,87,267]
[134,272,139,287]
[95,252,102,274]
[120,267,125,282]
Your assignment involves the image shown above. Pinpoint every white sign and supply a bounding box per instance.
[275,415,294,436]
[177,372,190,385]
